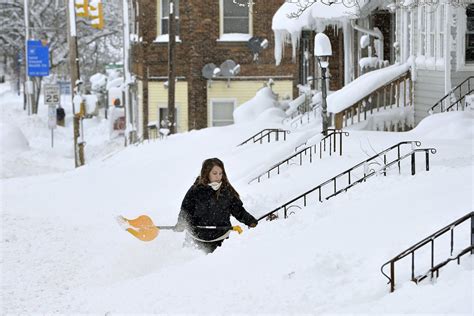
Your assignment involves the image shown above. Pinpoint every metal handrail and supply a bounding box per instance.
[257,141,435,221]
[380,212,474,292]
[445,89,474,112]
[237,129,291,146]
[249,130,349,184]
[429,76,473,113]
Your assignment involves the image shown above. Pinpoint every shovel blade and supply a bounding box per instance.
[118,215,159,242]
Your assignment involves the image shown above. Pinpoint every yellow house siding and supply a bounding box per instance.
[148,81,188,133]
[207,80,293,127]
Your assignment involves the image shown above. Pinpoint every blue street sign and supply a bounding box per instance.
[27,40,49,77]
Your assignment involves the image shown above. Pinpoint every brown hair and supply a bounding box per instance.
[196,158,240,198]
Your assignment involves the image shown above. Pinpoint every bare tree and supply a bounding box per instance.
[0,0,123,112]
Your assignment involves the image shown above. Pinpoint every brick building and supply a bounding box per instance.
[131,0,300,136]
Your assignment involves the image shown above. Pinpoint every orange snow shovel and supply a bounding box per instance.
[117,215,242,242]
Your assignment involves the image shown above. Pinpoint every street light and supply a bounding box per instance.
[314,32,332,135]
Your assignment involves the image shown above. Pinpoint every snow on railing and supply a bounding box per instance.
[330,64,413,130]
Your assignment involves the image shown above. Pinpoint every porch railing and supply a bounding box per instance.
[333,71,413,130]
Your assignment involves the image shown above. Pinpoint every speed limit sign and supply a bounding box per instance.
[43,84,60,106]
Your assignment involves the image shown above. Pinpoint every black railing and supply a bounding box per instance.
[237,129,291,146]
[380,212,474,292]
[429,76,473,114]
[289,103,321,129]
[249,129,349,184]
[257,141,436,221]
[446,89,473,112]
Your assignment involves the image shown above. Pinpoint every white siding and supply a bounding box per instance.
[414,69,445,124]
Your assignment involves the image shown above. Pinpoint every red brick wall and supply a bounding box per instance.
[132,0,298,130]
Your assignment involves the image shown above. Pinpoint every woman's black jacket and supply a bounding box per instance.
[177,183,257,241]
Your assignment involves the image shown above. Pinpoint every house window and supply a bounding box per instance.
[419,6,426,56]
[466,5,474,63]
[427,9,435,57]
[211,100,235,127]
[438,4,445,59]
[159,107,178,129]
[221,0,251,35]
[160,0,179,35]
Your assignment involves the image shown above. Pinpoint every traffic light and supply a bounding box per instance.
[89,0,104,30]
[75,0,89,17]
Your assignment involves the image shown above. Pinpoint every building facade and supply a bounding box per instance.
[393,2,474,123]
[131,0,298,137]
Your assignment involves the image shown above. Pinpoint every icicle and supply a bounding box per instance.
[274,30,285,66]
[291,32,301,63]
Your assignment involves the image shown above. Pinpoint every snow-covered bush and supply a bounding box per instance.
[233,87,286,124]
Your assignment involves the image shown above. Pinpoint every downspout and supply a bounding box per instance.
[351,19,384,61]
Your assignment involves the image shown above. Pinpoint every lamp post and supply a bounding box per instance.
[314,32,332,136]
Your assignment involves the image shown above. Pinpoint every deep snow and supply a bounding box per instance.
[1,87,473,314]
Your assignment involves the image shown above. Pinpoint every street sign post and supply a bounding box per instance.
[44,84,60,148]
[27,40,49,77]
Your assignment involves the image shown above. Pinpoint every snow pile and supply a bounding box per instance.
[285,93,306,115]
[233,87,286,123]
[83,94,99,114]
[0,121,29,152]
[413,111,474,140]
[359,56,382,69]
[327,62,410,113]
[90,73,107,92]
[1,82,473,314]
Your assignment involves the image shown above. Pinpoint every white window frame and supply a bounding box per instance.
[409,9,415,57]
[418,6,426,56]
[218,0,253,42]
[209,98,236,127]
[155,0,181,43]
[157,104,179,130]
[427,7,436,59]
[438,4,445,60]
[456,5,474,70]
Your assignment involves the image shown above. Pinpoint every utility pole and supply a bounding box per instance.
[23,0,33,115]
[67,0,85,167]
[123,0,135,144]
[167,0,176,134]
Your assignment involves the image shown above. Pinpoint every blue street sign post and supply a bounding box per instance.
[27,40,49,77]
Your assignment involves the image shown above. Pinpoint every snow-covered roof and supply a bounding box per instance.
[272,0,384,65]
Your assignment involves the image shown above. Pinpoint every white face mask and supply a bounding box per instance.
[208,182,222,191]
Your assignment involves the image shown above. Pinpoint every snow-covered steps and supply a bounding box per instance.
[249,129,349,184]
[256,141,436,221]
[237,128,291,146]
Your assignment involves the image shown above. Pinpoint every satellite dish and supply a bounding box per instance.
[230,64,240,76]
[202,63,218,79]
[220,60,238,77]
